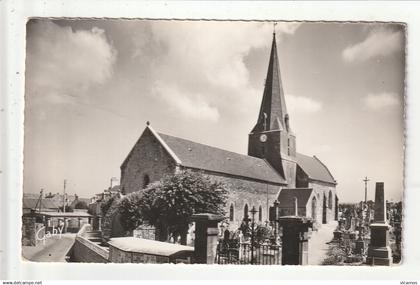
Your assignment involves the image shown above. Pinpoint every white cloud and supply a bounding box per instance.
[363,92,400,110]
[342,28,403,63]
[142,21,301,119]
[286,94,322,114]
[275,22,302,35]
[26,20,117,96]
[153,83,220,122]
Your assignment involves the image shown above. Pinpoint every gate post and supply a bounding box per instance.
[278,214,313,265]
[191,213,224,264]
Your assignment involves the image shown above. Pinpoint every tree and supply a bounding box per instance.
[74,201,88,209]
[59,205,73,212]
[120,170,229,244]
[118,190,144,233]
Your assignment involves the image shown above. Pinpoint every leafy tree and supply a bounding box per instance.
[118,191,144,233]
[59,205,73,212]
[101,196,116,216]
[74,201,89,209]
[123,170,229,244]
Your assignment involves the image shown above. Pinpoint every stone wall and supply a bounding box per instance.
[109,246,170,263]
[308,181,337,225]
[121,128,177,195]
[22,216,44,246]
[70,224,109,263]
[204,172,282,230]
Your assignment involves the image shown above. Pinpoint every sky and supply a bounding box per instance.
[23,20,405,203]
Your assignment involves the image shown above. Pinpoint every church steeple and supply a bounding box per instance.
[252,32,289,133]
[248,32,297,187]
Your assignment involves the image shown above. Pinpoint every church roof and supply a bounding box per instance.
[157,132,287,185]
[296,153,336,185]
[277,188,314,208]
[252,33,289,133]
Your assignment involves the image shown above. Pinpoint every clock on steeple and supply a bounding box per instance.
[247,32,296,187]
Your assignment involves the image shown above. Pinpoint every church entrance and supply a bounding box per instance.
[311,197,317,222]
[322,194,327,224]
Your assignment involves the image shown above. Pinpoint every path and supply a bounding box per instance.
[308,221,337,265]
[22,233,76,262]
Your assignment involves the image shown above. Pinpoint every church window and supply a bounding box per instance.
[229,204,234,221]
[328,191,333,209]
[258,205,262,222]
[143,174,150,189]
[244,204,249,221]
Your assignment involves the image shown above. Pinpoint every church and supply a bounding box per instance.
[120,33,338,229]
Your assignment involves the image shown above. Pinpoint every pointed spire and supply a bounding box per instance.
[252,33,289,133]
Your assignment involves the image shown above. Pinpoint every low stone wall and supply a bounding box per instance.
[22,216,44,246]
[108,237,194,264]
[70,224,109,263]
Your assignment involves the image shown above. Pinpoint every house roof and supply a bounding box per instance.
[157,132,286,185]
[277,188,314,208]
[296,153,336,184]
[22,198,59,210]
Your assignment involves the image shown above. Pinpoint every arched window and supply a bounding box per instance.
[258,205,263,222]
[311,197,317,220]
[328,191,333,209]
[229,204,234,222]
[143,174,150,189]
[244,204,249,221]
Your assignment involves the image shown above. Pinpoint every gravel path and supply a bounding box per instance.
[308,221,337,265]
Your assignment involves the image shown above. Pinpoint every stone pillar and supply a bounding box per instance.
[278,216,313,265]
[191,213,224,264]
[98,217,102,231]
[63,218,68,233]
[367,182,392,266]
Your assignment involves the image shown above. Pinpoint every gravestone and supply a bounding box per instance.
[366,182,392,266]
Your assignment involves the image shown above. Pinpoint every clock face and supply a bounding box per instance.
[260,134,267,142]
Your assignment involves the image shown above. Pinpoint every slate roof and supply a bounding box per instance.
[157,133,286,185]
[296,153,336,184]
[22,198,59,210]
[277,188,314,208]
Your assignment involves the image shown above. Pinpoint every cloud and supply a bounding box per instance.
[363,92,400,110]
[153,83,220,122]
[275,22,302,35]
[286,94,322,114]
[26,20,117,97]
[342,28,403,63]
[137,21,301,119]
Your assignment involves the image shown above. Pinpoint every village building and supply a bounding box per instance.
[120,33,338,229]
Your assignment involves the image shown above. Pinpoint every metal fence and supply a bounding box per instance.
[216,241,281,265]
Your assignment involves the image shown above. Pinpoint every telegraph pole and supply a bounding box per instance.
[363,176,369,204]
